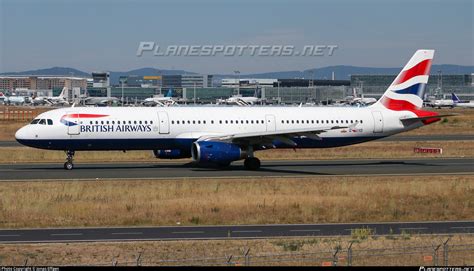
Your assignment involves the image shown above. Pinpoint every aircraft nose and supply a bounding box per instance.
[15,126,31,141]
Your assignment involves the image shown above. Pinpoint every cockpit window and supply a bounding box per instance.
[30,119,40,124]
[47,119,53,125]
[38,119,46,125]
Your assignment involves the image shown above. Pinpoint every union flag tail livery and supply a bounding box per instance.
[374,49,433,111]
[16,49,452,170]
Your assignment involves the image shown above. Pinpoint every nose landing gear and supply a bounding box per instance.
[64,150,75,170]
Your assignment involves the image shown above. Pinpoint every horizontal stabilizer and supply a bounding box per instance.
[400,113,457,125]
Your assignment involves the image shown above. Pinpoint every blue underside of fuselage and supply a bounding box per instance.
[16,136,385,153]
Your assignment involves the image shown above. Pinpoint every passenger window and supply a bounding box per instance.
[311,120,314,124]
[296,120,299,124]
[89,121,93,124]
[251,120,254,124]
[246,120,249,124]
[220,120,223,124]
[144,121,147,124]
[203,120,206,124]
[241,120,244,124]
[150,121,153,124]
[336,120,339,124]
[198,120,201,124]
[360,120,363,124]
[139,121,142,124]
[47,119,53,125]
[211,120,214,124]
[171,121,175,124]
[230,120,233,124]
[193,120,196,124]
[176,121,180,124]
[101,121,104,124]
[134,121,137,124]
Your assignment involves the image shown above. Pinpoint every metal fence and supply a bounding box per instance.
[3,238,474,266]
[0,109,34,121]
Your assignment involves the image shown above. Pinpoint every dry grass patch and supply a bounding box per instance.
[0,176,472,229]
[0,140,473,164]
[0,235,472,266]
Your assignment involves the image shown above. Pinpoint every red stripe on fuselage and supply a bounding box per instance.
[380,96,439,125]
[393,59,432,85]
[64,114,109,118]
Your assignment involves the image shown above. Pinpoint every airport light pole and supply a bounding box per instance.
[234,70,240,95]
[277,81,281,104]
[193,82,196,105]
[119,76,126,106]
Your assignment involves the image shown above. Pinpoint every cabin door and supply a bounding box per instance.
[265,114,276,132]
[372,111,383,133]
[66,113,81,135]
[157,111,170,134]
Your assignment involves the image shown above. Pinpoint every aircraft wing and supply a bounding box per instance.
[196,124,355,147]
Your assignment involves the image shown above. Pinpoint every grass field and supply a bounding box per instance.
[0,176,472,229]
[1,235,472,266]
[0,139,472,164]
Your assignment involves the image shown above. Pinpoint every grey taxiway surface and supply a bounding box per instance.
[0,158,473,181]
[0,221,472,243]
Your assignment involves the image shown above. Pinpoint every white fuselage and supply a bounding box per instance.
[15,105,420,152]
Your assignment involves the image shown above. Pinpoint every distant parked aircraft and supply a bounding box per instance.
[0,92,30,105]
[84,96,121,106]
[142,88,177,106]
[452,93,474,108]
[32,87,69,106]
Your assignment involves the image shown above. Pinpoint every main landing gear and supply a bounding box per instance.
[64,150,75,170]
[243,146,261,170]
[244,157,261,170]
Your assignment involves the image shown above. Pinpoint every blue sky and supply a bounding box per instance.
[0,0,472,73]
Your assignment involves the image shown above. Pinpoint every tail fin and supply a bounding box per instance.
[451,92,460,103]
[165,88,173,97]
[58,87,67,99]
[373,49,434,111]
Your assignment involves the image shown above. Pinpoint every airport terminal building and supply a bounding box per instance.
[350,74,474,100]
[2,72,473,105]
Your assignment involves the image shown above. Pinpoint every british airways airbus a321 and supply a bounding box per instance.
[16,50,449,170]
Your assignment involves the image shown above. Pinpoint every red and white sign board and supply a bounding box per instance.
[414,147,443,154]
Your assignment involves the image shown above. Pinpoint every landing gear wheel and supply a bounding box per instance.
[64,161,74,170]
[64,150,75,170]
[244,157,261,170]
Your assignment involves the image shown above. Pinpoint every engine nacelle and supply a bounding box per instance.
[153,149,190,159]
[192,141,247,165]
